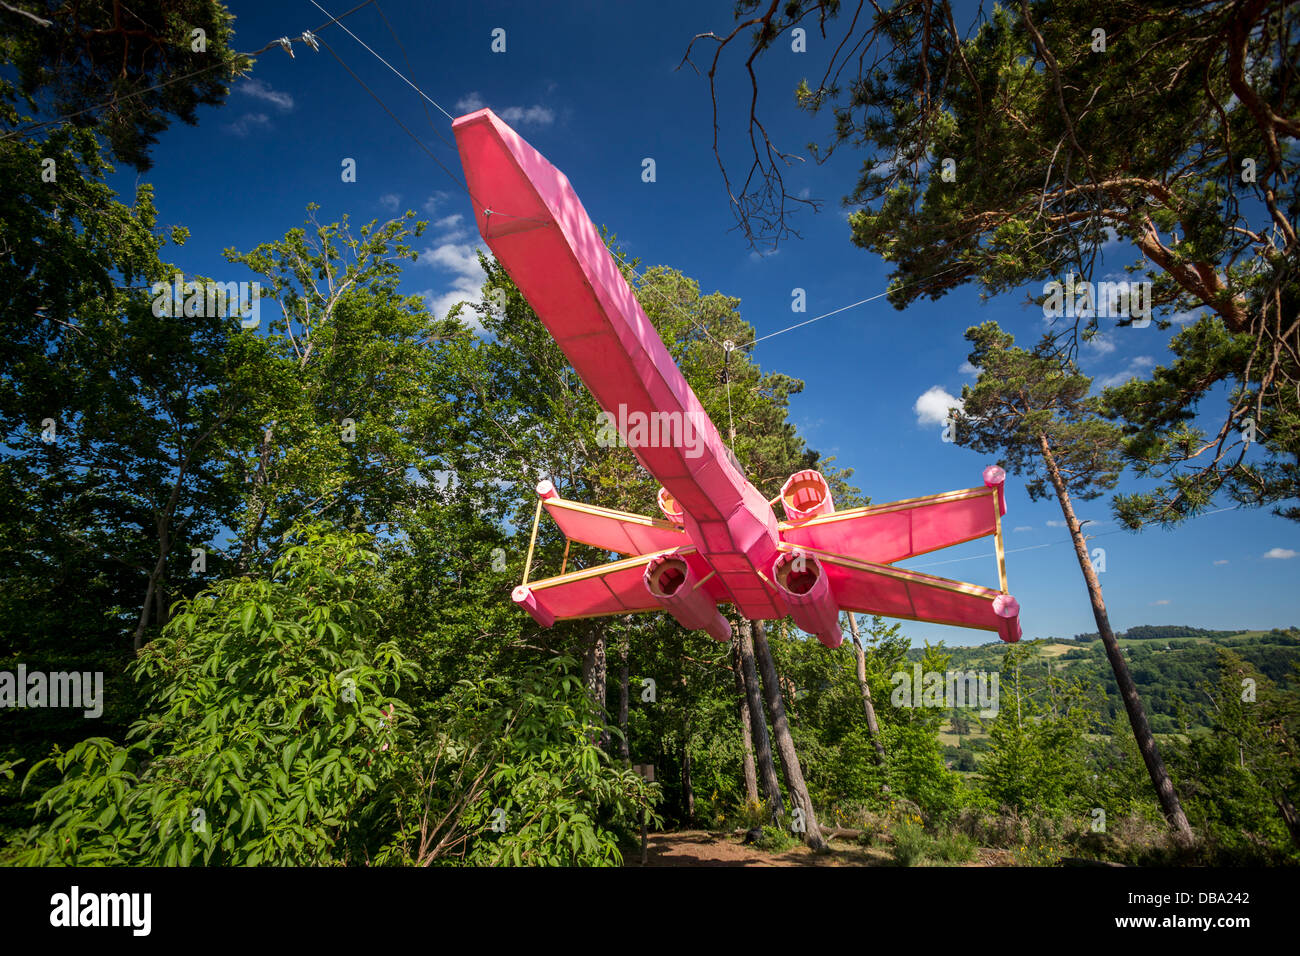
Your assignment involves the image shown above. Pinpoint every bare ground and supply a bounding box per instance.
[623,829,1012,867]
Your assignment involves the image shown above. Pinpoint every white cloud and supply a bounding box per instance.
[958,361,978,376]
[238,78,294,110]
[1083,334,1116,355]
[1169,311,1201,325]
[499,105,555,126]
[913,386,963,427]
[378,193,401,212]
[424,191,452,214]
[1213,559,1230,566]
[1096,355,1155,389]
[224,113,270,137]
[420,214,489,324]
[1013,526,1033,533]
[1263,547,1297,560]
[455,92,554,126]
[1150,599,1171,606]
[1046,519,1068,528]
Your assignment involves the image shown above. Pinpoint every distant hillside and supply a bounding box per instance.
[909,629,1300,735]
[1071,624,1284,642]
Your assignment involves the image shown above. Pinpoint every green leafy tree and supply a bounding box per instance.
[222,208,453,570]
[1169,650,1300,859]
[982,643,1095,816]
[13,524,416,865]
[2,0,248,171]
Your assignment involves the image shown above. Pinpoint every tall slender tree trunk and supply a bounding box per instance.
[618,641,631,763]
[736,620,782,820]
[582,629,608,751]
[1039,433,1194,843]
[845,613,888,765]
[751,620,826,850]
[682,745,695,823]
[731,640,760,805]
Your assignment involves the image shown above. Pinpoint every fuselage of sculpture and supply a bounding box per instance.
[451,108,1022,648]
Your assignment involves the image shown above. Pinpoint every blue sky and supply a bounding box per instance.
[112,0,1298,646]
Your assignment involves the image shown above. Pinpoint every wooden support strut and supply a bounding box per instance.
[993,489,1008,593]
[522,495,544,587]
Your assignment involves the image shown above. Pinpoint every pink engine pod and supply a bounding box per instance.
[644,555,731,641]
[771,550,842,649]
[512,585,555,628]
[656,486,685,526]
[992,593,1021,643]
[779,470,834,523]
[982,465,1007,516]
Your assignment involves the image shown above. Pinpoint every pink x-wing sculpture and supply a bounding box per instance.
[452,109,1022,649]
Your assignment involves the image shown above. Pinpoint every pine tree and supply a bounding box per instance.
[953,321,1193,842]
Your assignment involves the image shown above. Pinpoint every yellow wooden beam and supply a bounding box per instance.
[522,495,544,587]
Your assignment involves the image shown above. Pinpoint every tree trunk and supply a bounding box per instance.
[731,639,760,805]
[582,629,608,751]
[682,745,695,823]
[751,620,826,850]
[1039,432,1194,844]
[1275,795,1300,850]
[845,613,888,765]
[736,620,782,820]
[618,641,631,763]
[131,553,166,651]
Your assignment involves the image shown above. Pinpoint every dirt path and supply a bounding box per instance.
[624,830,1012,867]
[624,830,888,867]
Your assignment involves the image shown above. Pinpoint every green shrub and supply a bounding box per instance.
[932,830,978,863]
[756,825,797,852]
[738,798,771,831]
[12,524,660,867]
[890,820,931,866]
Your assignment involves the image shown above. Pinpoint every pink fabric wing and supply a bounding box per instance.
[781,487,1001,564]
[542,497,687,556]
[817,552,1021,642]
[518,549,727,622]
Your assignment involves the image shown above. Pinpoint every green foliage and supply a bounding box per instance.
[981,644,1097,816]
[3,0,248,171]
[755,824,797,853]
[1165,651,1300,862]
[890,820,930,867]
[953,322,1123,505]
[738,0,1299,523]
[737,798,771,830]
[1103,315,1300,525]
[11,524,659,867]
[931,830,977,864]
[458,659,660,867]
[13,524,414,865]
